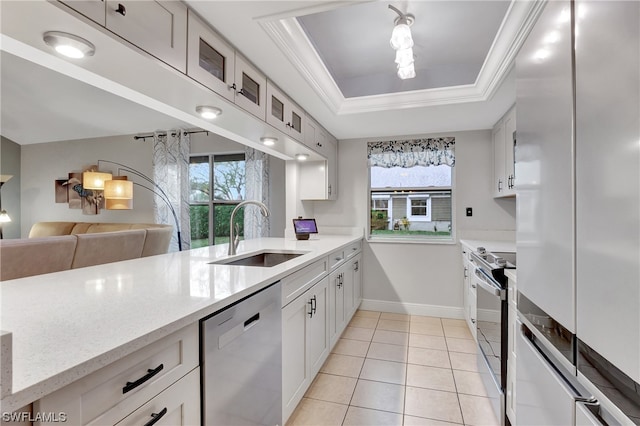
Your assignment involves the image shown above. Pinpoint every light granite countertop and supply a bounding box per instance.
[0,233,362,412]
[459,239,516,254]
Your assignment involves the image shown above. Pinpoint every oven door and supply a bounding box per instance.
[473,267,507,425]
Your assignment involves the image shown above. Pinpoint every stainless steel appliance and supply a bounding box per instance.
[470,247,515,425]
[201,282,282,426]
[515,0,640,424]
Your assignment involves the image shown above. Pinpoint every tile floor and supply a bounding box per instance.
[286,310,500,426]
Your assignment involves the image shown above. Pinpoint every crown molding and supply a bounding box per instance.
[260,0,546,115]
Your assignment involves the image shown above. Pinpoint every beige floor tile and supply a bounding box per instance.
[332,338,370,357]
[452,370,489,397]
[407,347,451,369]
[449,352,481,373]
[405,387,463,424]
[403,415,463,425]
[410,315,443,326]
[441,318,468,328]
[458,394,500,426]
[406,364,456,392]
[342,326,375,342]
[343,406,403,426]
[366,342,408,363]
[410,322,445,337]
[320,354,365,378]
[359,358,407,385]
[305,373,358,405]
[377,319,411,332]
[446,337,478,354]
[443,325,473,340]
[409,333,447,351]
[349,316,379,329]
[372,329,409,346]
[380,312,410,322]
[286,398,348,426]
[350,379,405,413]
[354,310,381,319]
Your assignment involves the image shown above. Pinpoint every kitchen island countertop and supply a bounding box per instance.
[0,233,362,412]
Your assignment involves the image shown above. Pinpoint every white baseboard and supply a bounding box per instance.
[360,299,464,319]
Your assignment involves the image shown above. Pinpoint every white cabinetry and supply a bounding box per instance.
[282,277,329,422]
[105,1,187,73]
[34,323,199,425]
[506,274,517,424]
[461,243,477,341]
[328,241,362,346]
[187,11,266,120]
[266,82,305,142]
[59,0,106,25]
[300,118,338,201]
[493,105,516,198]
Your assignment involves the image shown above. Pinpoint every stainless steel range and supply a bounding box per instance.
[470,247,516,426]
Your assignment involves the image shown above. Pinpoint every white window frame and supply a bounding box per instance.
[407,195,431,221]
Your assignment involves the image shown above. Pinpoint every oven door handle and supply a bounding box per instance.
[474,268,506,299]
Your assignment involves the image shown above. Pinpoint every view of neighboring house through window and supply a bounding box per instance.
[368,138,455,240]
[189,153,246,247]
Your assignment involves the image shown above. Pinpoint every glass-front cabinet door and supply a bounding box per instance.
[187,10,235,102]
[266,81,305,142]
[234,54,266,120]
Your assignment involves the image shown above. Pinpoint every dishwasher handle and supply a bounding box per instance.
[244,312,260,329]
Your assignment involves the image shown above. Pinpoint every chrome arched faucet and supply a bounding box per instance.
[228,200,270,255]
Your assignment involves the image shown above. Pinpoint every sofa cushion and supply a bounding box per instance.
[140,227,173,257]
[28,222,76,238]
[0,236,78,281]
[84,223,135,233]
[71,230,146,269]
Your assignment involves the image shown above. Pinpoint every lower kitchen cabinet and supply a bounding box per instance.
[461,243,477,341]
[506,275,517,424]
[282,277,329,422]
[33,323,199,426]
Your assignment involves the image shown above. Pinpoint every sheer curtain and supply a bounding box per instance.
[153,130,191,251]
[244,146,270,239]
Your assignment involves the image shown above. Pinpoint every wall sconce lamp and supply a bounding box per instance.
[92,160,183,251]
[196,105,222,120]
[43,31,95,59]
[389,5,416,80]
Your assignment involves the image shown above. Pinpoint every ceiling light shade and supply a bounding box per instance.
[397,64,416,80]
[0,210,11,223]
[296,153,309,161]
[390,23,414,50]
[260,137,277,146]
[196,105,222,119]
[395,48,414,68]
[43,31,95,59]
[82,171,113,190]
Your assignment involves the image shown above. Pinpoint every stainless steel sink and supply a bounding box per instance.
[210,251,307,267]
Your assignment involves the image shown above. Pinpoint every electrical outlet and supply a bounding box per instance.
[466,207,473,217]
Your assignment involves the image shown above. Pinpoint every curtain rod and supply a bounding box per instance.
[133,129,210,141]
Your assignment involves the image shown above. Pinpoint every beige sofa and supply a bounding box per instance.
[0,222,173,281]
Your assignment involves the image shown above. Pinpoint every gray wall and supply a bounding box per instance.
[0,136,21,239]
[313,130,516,313]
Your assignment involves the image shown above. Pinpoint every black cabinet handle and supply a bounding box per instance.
[316,142,322,147]
[115,3,126,16]
[228,83,237,91]
[308,298,314,318]
[122,364,164,394]
[143,407,168,426]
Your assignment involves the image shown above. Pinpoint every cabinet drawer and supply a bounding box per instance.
[35,323,198,425]
[328,249,345,270]
[115,367,200,426]
[281,257,328,307]
[106,0,187,73]
[344,241,362,260]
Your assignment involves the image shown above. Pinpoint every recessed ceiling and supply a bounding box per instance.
[297,1,510,98]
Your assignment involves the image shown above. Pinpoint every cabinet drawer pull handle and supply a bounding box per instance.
[115,3,126,16]
[471,318,476,324]
[335,257,343,261]
[122,364,164,394]
[143,407,168,426]
[308,298,314,318]
[311,296,317,315]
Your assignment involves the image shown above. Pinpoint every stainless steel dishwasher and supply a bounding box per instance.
[201,281,282,426]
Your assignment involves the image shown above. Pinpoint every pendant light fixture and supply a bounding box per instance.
[389,5,416,80]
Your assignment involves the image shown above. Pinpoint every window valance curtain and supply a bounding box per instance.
[367,138,455,168]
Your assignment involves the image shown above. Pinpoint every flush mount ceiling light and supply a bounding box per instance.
[43,31,95,59]
[196,105,222,120]
[260,137,277,146]
[295,153,309,161]
[389,5,416,80]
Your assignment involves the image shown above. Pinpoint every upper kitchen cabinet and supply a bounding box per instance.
[493,105,516,198]
[105,1,187,73]
[301,118,338,200]
[266,81,305,142]
[59,0,106,26]
[187,11,266,120]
